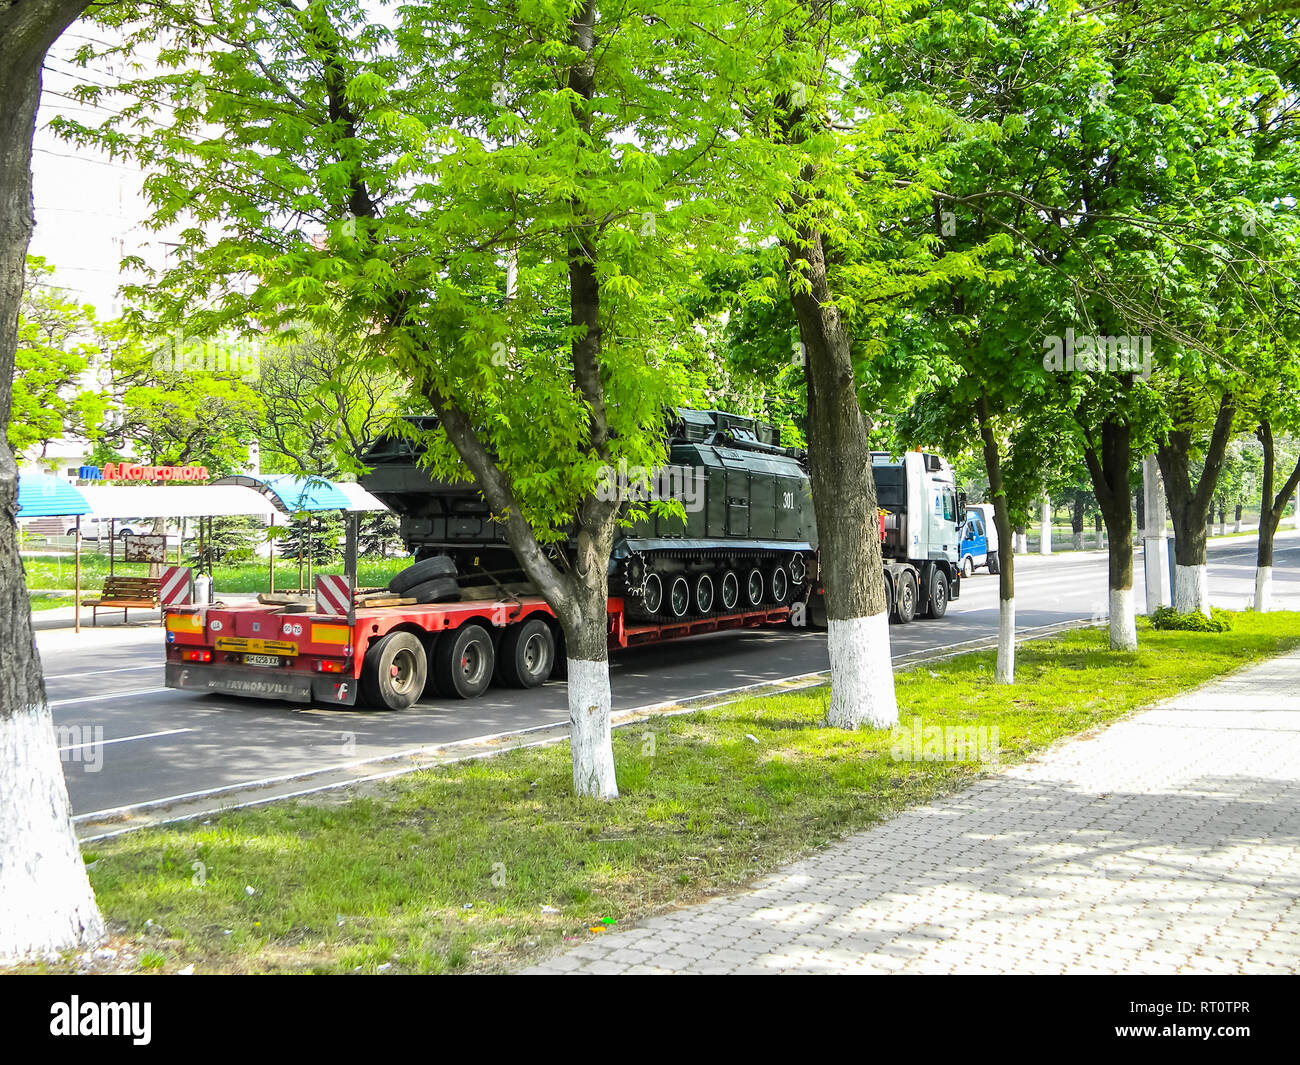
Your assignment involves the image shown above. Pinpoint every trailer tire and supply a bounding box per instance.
[894,570,918,624]
[389,554,457,594]
[361,631,427,710]
[928,570,950,619]
[987,551,1001,575]
[405,576,460,604]
[433,623,495,699]
[495,618,555,688]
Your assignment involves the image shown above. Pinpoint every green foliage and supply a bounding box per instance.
[277,512,344,567]
[1150,606,1234,633]
[11,256,108,455]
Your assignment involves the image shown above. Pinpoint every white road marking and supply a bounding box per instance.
[46,664,161,680]
[49,687,171,707]
[59,727,192,752]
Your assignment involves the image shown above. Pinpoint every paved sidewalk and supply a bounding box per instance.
[527,649,1300,974]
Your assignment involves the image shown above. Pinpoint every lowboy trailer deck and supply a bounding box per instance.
[163,595,798,710]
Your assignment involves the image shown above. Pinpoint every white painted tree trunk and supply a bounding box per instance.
[565,659,618,799]
[1234,516,1242,534]
[1255,566,1272,613]
[0,704,105,964]
[1039,500,1052,554]
[1014,530,1027,554]
[996,597,1015,684]
[1109,587,1138,651]
[1174,564,1210,617]
[1072,531,1083,551]
[825,613,897,728]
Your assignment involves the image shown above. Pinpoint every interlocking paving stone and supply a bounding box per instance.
[526,649,1300,975]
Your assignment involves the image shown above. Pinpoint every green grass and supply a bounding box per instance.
[21,554,410,594]
[28,592,75,612]
[47,612,1300,975]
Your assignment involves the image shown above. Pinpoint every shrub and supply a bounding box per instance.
[1150,606,1233,633]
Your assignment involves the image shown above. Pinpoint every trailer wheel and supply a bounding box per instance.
[495,618,555,688]
[894,570,918,624]
[884,574,895,621]
[928,571,950,619]
[668,576,691,618]
[433,623,495,699]
[745,568,764,607]
[987,551,1000,575]
[361,632,427,710]
[720,570,740,612]
[405,576,460,604]
[693,573,715,614]
[769,565,789,604]
[389,554,457,594]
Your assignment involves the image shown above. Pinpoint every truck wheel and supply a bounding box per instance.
[389,554,457,594]
[928,572,950,618]
[404,576,460,604]
[433,623,495,698]
[961,555,973,578]
[769,565,789,604]
[987,551,1000,575]
[361,632,427,710]
[720,570,740,612]
[668,576,691,618]
[745,568,764,607]
[694,573,715,614]
[495,618,555,688]
[894,571,918,624]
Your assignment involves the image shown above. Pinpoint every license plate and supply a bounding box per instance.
[244,654,281,667]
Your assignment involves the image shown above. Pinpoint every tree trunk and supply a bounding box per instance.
[1082,418,1137,650]
[1,0,106,964]
[782,221,896,729]
[1156,395,1235,616]
[1255,419,1300,614]
[976,394,1015,683]
[1071,498,1084,551]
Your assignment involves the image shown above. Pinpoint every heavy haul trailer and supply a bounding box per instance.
[162,594,797,710]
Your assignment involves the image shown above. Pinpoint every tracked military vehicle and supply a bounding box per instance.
[359,408,818,621]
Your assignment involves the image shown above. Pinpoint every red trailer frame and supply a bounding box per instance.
[163,594,796,708]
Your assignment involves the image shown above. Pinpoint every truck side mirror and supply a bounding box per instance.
[957,492,968,524]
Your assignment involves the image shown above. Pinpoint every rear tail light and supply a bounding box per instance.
[182,650,212,663]
[316,659,345,673]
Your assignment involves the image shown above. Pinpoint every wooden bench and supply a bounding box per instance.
[81,576,162,625]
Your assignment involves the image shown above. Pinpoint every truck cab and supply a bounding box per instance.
[959,503,1000,576]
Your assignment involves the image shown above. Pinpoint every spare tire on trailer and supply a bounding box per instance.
[404,576,460,604]
[389,554,457,594]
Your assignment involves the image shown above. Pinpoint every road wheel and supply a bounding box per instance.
[745,567,764,607]
[987,551,1000,575]
[494,618,555,688]
[719,570,739,612]
[668,576,691,618]
[894,571,918,624]
[694,573,715,614]
[928,571,950,619]
[961,555,973,578]
[769,565,789,604]
[389,554,457,594]
[433,623,495,699]
[404,576,460,604]
[361,631,427,710]
[641,571,664,615]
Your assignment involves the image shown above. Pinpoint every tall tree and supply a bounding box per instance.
[0,0,104,964]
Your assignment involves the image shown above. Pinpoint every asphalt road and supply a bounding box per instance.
[42,531,1300,822]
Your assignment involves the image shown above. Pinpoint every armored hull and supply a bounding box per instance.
[359,409,818,620]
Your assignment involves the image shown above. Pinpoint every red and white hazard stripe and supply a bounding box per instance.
[315,574,352,617]
[159,565,193,606]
